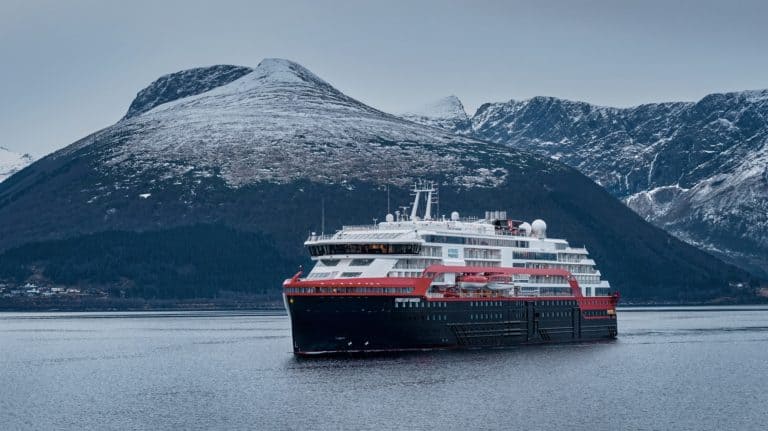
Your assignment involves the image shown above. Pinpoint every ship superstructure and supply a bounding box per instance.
[284,183,618,355]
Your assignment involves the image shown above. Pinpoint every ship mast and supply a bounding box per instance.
[410,181,437,221]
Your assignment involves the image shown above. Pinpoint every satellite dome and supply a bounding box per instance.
[450,211,460,221]
[519,222,532,236]
[531,219,547,238]
[385,213,394,222]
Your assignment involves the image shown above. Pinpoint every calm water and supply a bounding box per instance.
[1,307,767,430]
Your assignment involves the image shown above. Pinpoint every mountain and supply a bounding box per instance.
[0,59,756,301]
[407,92,768,277]
[401,95,471,131]
[0,146,33,183]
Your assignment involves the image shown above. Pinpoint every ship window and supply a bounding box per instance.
[320,259,340,266]
[512,251,558,261]
[308,243,421,256]
[340,272,362,278]
[350,258,374,266]
[423,235,466,244]
[447,248,460,259]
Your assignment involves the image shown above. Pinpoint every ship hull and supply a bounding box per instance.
[286,295,617,355]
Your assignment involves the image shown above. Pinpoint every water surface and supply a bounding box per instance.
[1,307,767,430]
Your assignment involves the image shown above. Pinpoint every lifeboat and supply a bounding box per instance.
[457,274,488,289]
[487,275,515,291]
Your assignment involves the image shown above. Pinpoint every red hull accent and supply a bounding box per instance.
[283,265,619,315]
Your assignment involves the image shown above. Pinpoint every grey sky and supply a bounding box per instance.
[2,0,767,157]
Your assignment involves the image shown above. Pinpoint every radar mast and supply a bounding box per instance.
[410,181,438,221]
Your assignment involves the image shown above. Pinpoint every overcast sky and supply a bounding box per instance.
[2,0,767,157]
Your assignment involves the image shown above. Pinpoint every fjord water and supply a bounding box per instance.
[1,308,767,430]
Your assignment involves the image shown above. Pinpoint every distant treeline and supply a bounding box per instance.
[0,225,303,299]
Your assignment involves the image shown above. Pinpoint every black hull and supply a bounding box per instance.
[286,295,617,355]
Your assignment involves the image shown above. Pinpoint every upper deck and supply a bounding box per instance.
[297,182,611,296]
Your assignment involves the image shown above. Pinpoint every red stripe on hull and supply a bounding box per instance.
[283,266,620,312]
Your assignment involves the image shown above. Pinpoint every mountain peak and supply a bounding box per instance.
[403,95,468,120]
[401,95,470,131]
[730,88,768,103]
[252,58,329,86]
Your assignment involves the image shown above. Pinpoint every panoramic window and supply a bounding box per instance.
[308,243,421,256]
[512,251,558,261]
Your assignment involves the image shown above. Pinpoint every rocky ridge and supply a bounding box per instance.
[406,92,768,276]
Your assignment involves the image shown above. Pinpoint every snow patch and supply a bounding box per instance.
[0,146,34,183]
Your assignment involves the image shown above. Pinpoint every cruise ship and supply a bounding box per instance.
[283,183,619,355]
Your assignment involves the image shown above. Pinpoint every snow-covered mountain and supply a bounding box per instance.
[419,91,768,276]
[60,60,515,190]
[0,147,33,183]
[401,95,471,131]
[0,59,753,300]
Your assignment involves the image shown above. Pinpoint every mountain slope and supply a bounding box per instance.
[124,65,253,119]
[0,146,33,183]
[0,59,755,301]
[419,92,768,276]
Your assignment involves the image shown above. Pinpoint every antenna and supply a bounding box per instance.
[386,184,390,215]
[321,197,325,235]
[410,186,421,220]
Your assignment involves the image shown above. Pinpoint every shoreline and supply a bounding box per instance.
[2,296,766,313]
[0,296,285,313]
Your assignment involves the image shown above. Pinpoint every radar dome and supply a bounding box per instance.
[531,219,547,238]
[450,211,460,221]
[385,213,394,222]
[519,222,532,236]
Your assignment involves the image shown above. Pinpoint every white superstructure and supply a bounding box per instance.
[304,182,610,297]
